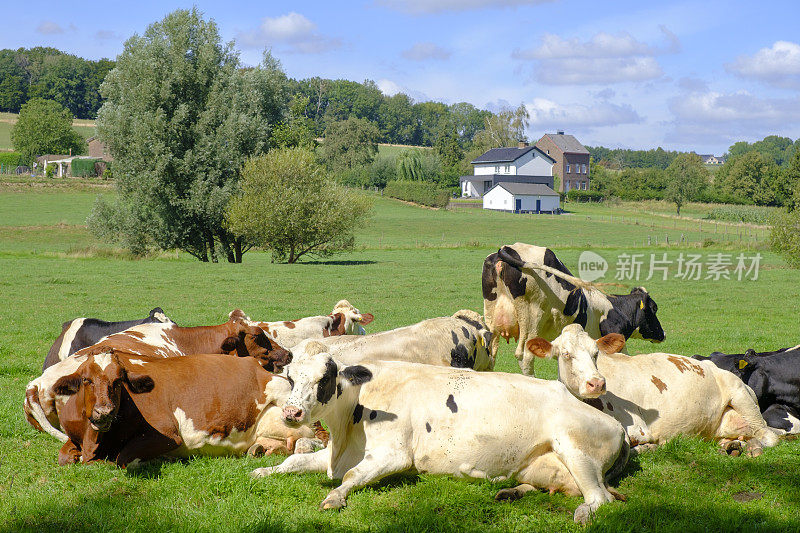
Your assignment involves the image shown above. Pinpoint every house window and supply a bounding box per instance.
[495,165,500,173]
[566,163,571,173]
[504,165,510,173]
[484,180,492,192]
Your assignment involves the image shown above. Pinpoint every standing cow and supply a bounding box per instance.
[251,347,629,524]
[527,324,779,454]
[44,307,173,370]
[693,346,800,434]
[483,243,665,375]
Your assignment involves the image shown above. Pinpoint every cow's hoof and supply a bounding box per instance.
[320,492,346,510]
[250,466,277,478]
[632,443,657,455]
[247,443,266,457]
[495,488,523,502]
[722,440,745,457]
[295,437,325,455]
[573,503,595,525]
[746,441,764,458]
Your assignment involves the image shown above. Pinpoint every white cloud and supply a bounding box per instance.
[726,41,800,89]
[376,0,554,14]
[377,79,404,96]
[526,98,642,129]
[36,21,65,35]
[236,12,341,54]
[676,77,709,93]
[402,42,451,61]
[514,26,677,85]
[670,91,800,127]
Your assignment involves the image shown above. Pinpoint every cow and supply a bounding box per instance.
[254,300,374,348]
[43,307,173,370]
[291,309,493,370]
[51,351,322,467]
[527,324,780,455]
[693,345,800,434]
[24,309,292,442]
[250,344,629,524]
[483,243,665,376]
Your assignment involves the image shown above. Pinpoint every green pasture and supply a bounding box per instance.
[1,184,799,531]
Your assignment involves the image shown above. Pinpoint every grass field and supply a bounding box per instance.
[1,183,799,532]
[0,113,96,152]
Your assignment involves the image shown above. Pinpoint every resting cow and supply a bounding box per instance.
[24,309,292,442]
[527,324,779,454]
[251,346,629,524]
[43,307,172,370]
[255,300,374,348]
[291,310,493,370]
[483,243,665,375]
[693,345,800,434]
[52,351,319,466]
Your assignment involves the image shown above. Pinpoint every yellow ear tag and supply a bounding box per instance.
[477,336,484,347]
[640,301,644,310]
[738,360,748,370]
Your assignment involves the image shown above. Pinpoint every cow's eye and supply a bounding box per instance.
[82,377,91,384]
[562,351,571,359]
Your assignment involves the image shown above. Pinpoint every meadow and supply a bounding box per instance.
[0,183,798,532]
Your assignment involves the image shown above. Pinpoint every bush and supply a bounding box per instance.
[704,205,777,225]
[0,152,24,168]
[384,180,450,208]
[71,158,100,177]
[770,210,800,267]
[566,190,603,202]
[45,164,56,178]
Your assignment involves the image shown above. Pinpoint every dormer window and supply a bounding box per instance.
[495,165,500,173]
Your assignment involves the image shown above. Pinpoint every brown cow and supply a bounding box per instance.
[54,351,321,466]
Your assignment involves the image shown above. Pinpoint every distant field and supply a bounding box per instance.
[376,143,432,159]
[1,183,798,532]
[0,112,96,151]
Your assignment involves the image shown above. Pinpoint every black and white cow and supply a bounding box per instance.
[43,308,172,371]
[483,243,665,375]
[693,345,800,434]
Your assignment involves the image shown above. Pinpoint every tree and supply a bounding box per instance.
[10,97,85,162]
[91,8,287,263]
[665,153,708,215]
[396,149,423,180]
[226,148,372,263]
[322,117,379,172]
[472,103,529,150]
[786,150,800,211]
[271,95,316,149]
[434,129,464,168]
[770,210,800,267]
[716,152,782,206]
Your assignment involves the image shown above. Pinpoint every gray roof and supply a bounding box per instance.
[471,146,555,164]
[542,133,589,155]
[492,183,559,196]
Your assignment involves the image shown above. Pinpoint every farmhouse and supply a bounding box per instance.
[87,137,113,162]
[482,182,560,213]
[460,143,555,198]
[698,154,726,165]
[535,131,590,193]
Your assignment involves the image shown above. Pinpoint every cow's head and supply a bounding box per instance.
[280,343,372,427]
[328,300,374,336]
[527,324,625,399]
[148,307,173,324]
[52,351,154,432]
[629,288,665,343]
[223,315,293,373]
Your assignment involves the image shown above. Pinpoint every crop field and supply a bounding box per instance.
[1,183,799,532]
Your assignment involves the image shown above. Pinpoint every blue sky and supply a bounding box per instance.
[4,0,800,154]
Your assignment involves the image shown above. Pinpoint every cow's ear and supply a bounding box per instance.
[597,333,626,354]
[228,309,250,324]
[358,313,374,325]
[54,373,82,396]
[220,336,239,353]
[125,372,155,394]
[340,365,372,386]
[329,313,346,335]
[527,338,553,358]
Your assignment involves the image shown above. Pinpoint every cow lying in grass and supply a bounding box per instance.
[25,309,292,442]
[291,309,494,370]
[254,300,374,348]
[251,343,629,524]
[527,324,780,455]
[53,351,322,466]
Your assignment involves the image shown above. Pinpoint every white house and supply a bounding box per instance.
[483,182,560,213]
[460,144,555,198]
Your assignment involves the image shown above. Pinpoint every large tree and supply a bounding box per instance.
[472,103,529,150]
[321,117,379,172]
[10,97,85,161]
[664,153,709,215]
[716,151,785,206]
[91,8,287,263]
[226,148,372,263]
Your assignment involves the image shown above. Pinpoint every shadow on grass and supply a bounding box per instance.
[298,260,378,266]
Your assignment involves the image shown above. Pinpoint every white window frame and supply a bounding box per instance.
[566,163,571,173]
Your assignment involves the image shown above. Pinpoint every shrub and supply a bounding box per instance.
[703,205,777,225]
[45,164,56,178]
[566,190,604,202]
[384,180,450,208]
[0,152,23,168]
[71,158,100,177]
[770,210,800,267]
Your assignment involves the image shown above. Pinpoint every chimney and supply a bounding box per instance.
[556,130,565,135]
[518,141,529,148]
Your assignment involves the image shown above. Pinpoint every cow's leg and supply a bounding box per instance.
[58,440,81,465]
[247,437,292,457]
[721,374,779,447]
[115,434,181,467]
[553,448,616,524]
[499,451,580,502]
[251,446,330,478]
[762,404,800,434]
[319,448,412,510]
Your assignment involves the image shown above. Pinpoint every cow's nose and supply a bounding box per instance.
[282,406,304,422]
[586,378,606,395]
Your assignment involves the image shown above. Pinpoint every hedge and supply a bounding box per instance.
[71,158,100,177]
[384,180,451,208]
[566,189,604,202]
[0,152,24,170]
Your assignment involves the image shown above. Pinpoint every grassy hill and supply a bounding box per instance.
[0,112,96,152]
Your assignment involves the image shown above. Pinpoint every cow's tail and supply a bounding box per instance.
[23,384,68,442]
[604,435,630,484]
[496,247,599,292]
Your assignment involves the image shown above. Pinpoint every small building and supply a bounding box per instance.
[86,137,113,162]
[460,143,555,198]
[698,154,726,165]
[535,131,590,193]
[483,182,560,213]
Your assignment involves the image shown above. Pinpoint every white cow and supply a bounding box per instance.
[527,324,780,454]
[251,346,629,524]
[254,300,374,348]
[291,310,494,370]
